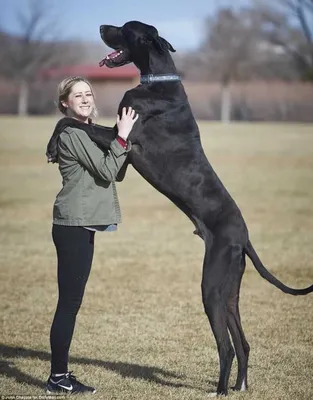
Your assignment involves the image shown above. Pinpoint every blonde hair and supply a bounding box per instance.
[57,76,98,118]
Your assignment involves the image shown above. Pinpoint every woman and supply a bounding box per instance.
[45,76,138,395]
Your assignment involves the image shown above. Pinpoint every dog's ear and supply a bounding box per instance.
[160,37,176,53]
[146,35,176,54]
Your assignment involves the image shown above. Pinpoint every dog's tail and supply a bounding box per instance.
[245,240,313,295]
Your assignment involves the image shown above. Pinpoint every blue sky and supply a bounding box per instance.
[1,0,247,50]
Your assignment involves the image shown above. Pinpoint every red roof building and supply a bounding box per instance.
[42,64,139,81]
[41,64,140,116]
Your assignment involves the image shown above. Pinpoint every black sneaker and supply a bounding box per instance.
[46,371,96,395]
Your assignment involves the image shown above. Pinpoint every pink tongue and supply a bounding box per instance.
[99,50,119,67]
[99,58,106,67]
[109,50,120,57]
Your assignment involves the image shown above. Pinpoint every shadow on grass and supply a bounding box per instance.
[0,343,202,391]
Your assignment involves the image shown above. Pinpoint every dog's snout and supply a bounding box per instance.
[100,25,109,35]
[100,25,113,41]
[100,25,110,43]
[100,25,111,32]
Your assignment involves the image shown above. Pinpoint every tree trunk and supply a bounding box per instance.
[221,81,231,123]
[18,79,29,116]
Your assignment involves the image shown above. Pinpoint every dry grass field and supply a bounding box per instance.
[0,117,313,399]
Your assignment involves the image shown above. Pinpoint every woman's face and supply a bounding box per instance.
[62,81,95,122]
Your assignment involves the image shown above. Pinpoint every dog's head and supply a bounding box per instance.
[99,21,176,69]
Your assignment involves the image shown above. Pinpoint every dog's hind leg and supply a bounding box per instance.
[226,252,250,392]
[201,242,239,396]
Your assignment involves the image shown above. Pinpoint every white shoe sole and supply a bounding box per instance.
[46,388,97,395]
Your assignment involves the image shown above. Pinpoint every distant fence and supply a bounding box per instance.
[0,79,313,122]
[184,81,313,122]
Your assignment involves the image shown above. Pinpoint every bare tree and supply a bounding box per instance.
[255,0,313,80]
[201,8,266,122]
[0,0,66,115]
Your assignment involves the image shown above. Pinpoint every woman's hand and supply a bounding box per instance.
[116,107,139,141]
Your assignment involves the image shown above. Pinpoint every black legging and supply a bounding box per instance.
[50,224,95,373]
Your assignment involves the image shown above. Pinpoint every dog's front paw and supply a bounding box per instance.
[130,142,143,154]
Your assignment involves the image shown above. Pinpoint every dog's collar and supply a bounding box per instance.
[140,74,181,84]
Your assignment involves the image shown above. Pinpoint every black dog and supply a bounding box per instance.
[98,21,313,396]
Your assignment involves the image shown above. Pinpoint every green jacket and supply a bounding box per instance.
[53,127,131,226]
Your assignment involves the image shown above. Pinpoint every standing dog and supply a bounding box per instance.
[98,21,313,396]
